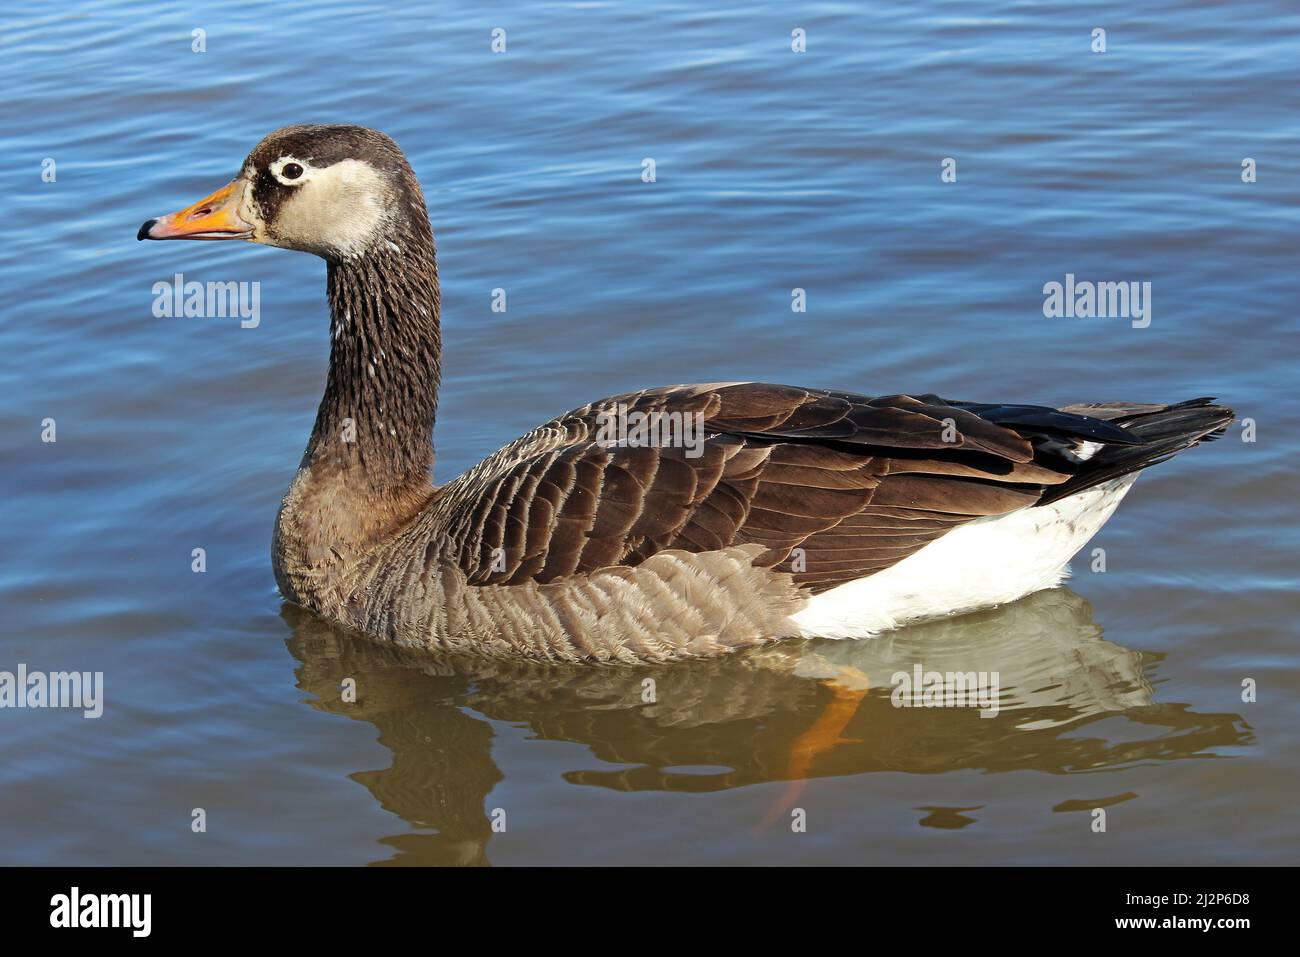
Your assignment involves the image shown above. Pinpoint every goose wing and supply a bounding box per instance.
[431,382,1143,592]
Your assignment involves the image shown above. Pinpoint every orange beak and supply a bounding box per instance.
[137,179,254,241]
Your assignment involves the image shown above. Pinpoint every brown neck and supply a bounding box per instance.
[274,226,442,602]
[306,232,442,490]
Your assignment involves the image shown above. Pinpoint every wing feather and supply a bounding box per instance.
[431,382,1139,592]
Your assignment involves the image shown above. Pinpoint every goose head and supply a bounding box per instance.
[137,124,428,261]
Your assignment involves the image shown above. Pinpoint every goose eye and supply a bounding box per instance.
[281,162,304,180]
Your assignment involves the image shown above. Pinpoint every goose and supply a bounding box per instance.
[138,124,1232,663]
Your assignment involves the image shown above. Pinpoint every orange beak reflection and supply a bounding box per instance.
[137,179,254,241]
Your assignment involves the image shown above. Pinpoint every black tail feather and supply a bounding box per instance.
[1038,397,1234,505]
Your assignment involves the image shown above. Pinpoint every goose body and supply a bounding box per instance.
[139,125,1232,662]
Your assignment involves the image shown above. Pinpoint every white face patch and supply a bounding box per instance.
[237,167,264,238]
[251,157,392,259]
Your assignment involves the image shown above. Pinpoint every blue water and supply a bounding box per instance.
[1,0,1296,864]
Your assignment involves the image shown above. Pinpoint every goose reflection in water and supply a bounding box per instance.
[284,587,1251,865]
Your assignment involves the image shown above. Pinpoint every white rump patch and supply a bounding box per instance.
[790,475,1137,639]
